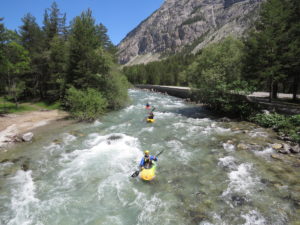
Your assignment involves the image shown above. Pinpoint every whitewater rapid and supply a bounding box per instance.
[0,89,299,225]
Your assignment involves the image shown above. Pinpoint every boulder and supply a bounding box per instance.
[22,132,34,142]
[219,117,231,122]
[272,143,283,150]
[237,143,248,150]
[271,154,285,161]
[290,145,300,154]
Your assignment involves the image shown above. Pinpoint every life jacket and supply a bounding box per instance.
[148,113,154,119]
[143,156,152,169]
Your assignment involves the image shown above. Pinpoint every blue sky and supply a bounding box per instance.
[0,0,164,45]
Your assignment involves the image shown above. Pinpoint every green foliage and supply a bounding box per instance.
[2,41,31,107]
[34,101,61,110]
[251,113,287,129]
[243,0,300,101]
[65,87,107,121]
[68,9,111,89]
[0,97,35,113]
[101,69,129,110]
[186,37,252,116]
[251,113,300,142]
[0,3,127,119]
[123,53,197,86]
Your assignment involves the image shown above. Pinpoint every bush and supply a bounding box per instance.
[251,113,287,130]
[251,113,300,143]
[65,87,107,121]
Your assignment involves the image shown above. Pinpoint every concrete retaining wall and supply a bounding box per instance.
[135,84,300,115]
[135,85,193,99]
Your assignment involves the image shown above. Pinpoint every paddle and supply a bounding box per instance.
[131,149,165,178]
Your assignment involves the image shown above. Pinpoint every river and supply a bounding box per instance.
[0,89,299,225]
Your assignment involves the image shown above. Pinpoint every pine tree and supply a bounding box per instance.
[2,42,30,107]
[67,9,110,89]
[285,0,300,101]
[19,13,44,99]
[243,0,290,102]
[41,1,68,101]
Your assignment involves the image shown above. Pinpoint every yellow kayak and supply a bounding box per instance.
[147,118,155,123]
[140,162,156,181]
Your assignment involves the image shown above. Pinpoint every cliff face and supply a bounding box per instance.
[118,0,262,65]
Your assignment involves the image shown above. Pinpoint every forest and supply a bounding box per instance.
[0,2,129,120]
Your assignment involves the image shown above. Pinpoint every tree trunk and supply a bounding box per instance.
[272,81,278,99]
[293,74,299,101]
[12,82,18,108]
[269,79,273,103]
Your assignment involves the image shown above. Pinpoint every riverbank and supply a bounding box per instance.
[0,110,69,149]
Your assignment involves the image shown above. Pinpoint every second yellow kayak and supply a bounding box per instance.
[147,118,155,123]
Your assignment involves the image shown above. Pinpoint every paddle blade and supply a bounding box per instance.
[131,171,139,178]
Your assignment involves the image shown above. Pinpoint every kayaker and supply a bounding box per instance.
[148,111,154,120]
[140,150,157,170]
[145,103,150,109]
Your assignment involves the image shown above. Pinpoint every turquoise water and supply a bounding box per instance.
[0,89,299,225]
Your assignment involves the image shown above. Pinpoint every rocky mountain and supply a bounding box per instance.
[118,0,262,65]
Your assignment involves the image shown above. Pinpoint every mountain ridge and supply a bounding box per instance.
[118,0,262,65]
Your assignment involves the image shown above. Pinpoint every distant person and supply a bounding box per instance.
[145,103,151,110]
[140,150,157,170]
[148,111,154,119]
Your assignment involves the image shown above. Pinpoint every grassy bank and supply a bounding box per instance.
[0,97,61,114]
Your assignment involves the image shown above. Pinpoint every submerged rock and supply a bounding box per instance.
[53,139,62,144]
[231,194,248,206]
[0,159,10,163]
[22,132,34,142]
[21,163,29,171]
[271,154,285,161]
[188,210,207,224]
[107,134,123,141]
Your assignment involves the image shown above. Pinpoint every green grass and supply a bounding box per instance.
[33,101,61,110]
[0,97,61,114]
[0,97,36,113]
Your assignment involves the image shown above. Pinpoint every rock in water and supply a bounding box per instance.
[22,132,34,142]
[272,143,283,150]
[237,143,248,150]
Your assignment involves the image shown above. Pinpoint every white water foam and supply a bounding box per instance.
[92,120,102,126]
[254,147,274,159]
[136,194,169,225]
[62,133,77,145]
[222,143,235,152]
[222,163,260,197]
[140,127,154,133]
[166,140,191,162]
[7,170,39,225]
[58,133,141,188]
[218,156,237,170]
[241,210,266,225]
